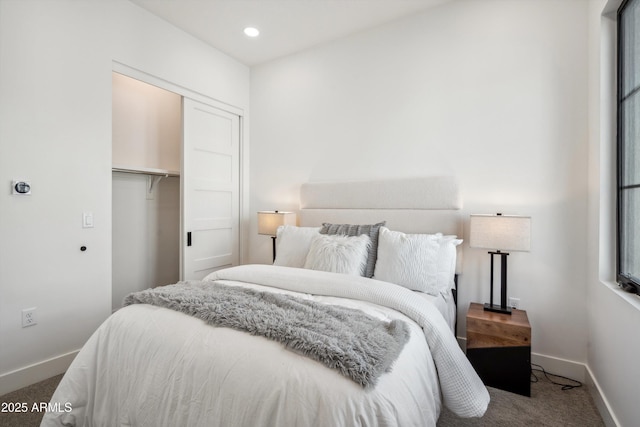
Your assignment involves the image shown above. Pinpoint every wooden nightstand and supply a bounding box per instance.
[466,302,531,397]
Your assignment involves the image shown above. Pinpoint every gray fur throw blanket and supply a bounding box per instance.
[124,281,410,387]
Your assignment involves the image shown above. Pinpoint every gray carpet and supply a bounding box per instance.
[0,372,604,427]
[437,373,605,427]
[0,374,63,427]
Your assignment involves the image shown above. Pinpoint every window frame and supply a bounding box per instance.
[617,0,640,294]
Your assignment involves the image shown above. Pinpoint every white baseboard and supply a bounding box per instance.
[584,366,620,427]
[0,350,78,396]
[530,353,587,382]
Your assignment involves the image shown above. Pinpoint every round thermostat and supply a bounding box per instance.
[14,182,31,194]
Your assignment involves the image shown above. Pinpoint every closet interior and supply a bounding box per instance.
[112,72,181,312]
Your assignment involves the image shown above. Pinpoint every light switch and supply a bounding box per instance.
[83,212,94,228]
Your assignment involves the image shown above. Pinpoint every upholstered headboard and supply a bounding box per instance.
[299,176,464,274]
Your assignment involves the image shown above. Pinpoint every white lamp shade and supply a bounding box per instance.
[258,211,296,236]
[469,214,531,252]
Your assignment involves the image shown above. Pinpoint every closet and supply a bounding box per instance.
[112,72,240,312]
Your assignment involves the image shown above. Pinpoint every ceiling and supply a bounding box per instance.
[130,0,451,66]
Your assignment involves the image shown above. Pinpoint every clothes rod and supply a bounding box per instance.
[112,166,180,177]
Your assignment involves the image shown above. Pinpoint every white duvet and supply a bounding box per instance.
[41,265,488,427]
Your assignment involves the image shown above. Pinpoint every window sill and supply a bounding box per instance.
[599,280,640,311]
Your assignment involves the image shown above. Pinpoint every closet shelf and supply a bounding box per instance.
[112,165,180,177]
[112,165,180,194]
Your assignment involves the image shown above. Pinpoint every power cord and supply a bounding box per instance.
[530,363,582,391]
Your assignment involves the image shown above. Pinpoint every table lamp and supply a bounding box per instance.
[469,213,531,314]
[258,211,296,261]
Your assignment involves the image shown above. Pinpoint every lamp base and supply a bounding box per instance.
[483,303,512,315]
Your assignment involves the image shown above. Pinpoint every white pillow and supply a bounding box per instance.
[303,234,371,276]
[273,226,321,268]
[436,236,462,296]
[373,227,442,294]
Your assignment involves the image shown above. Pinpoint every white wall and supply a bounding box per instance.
[112,174,180,311]
[112,73,181,172]
[586,1,640,425]
[0,0,249,393]
[251,0,590,366]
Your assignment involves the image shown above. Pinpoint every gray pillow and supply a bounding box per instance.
[320,221,386,278]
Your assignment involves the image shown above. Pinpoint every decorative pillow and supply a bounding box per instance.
[273,226,321,268]
[303,234,371,276]
[320,221,386,278]
[372,227,442,295]
[436,236,463,295]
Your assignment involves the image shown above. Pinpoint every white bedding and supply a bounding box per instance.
[417,290,457,332]
[41,265,488,427]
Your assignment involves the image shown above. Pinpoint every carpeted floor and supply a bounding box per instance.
[1,372,604,427]
[0,374,63,427]
[437,373,605,426]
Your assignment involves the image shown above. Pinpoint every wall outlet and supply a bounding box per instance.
[22,307,37,327]
[508,297,520,310]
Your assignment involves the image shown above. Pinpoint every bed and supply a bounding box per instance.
[41,177,489,427]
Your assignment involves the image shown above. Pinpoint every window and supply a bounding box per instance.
[617,0,640,294]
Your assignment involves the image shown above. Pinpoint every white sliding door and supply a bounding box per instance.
[182,98,240,280]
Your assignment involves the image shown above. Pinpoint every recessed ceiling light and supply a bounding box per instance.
[244,27,260,38]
